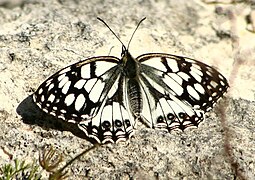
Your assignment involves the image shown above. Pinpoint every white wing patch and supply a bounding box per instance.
[65,93,75,106]
[75,94,86,111]
[88,80,106,102]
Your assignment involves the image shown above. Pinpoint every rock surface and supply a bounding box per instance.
[0,0,254,179]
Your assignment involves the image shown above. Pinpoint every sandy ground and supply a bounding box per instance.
[0,0,254,179]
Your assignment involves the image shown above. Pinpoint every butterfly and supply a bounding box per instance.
[33,17,229,144]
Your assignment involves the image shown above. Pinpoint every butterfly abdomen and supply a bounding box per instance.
[127,78,143,117]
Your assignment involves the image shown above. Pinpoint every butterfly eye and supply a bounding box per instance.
[121,45,126,57]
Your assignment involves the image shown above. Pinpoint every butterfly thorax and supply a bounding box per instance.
[121,50,140,78]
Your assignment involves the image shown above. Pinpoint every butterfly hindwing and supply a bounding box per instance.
[78,76,135,143]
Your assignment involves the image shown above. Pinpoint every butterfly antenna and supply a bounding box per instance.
[127,17,146,50]
[97,17,126,50]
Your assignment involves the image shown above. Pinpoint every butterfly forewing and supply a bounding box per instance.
[33,57,121,123]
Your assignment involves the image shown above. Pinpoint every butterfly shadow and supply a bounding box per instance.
[16,95,98,144]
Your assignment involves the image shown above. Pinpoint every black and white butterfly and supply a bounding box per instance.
[33,18,229,144]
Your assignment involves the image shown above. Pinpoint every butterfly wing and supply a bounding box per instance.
[137,53,229,131]
[33,56,135,143]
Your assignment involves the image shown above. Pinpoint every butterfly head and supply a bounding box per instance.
[121,45,129,58]
[120,45,134,62]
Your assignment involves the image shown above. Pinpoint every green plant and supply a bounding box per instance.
[0,158,41,180]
